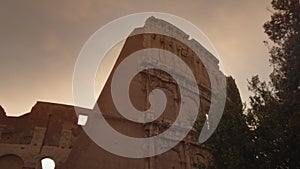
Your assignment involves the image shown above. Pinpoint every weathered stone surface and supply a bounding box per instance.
[0,17,221,169]
[0,106,5,119]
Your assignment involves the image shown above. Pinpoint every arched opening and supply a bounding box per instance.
[0,154,24,169]
[41,158,55,169]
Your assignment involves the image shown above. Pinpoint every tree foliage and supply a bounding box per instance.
[204,77,252,169]
[247,0,300,168]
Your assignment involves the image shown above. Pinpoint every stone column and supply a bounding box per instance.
[59,130,72,149]
[184,143,192,169]
[0,125,6,141]
[31,127,46,146]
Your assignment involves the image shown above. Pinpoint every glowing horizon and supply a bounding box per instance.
[0,0,272,116]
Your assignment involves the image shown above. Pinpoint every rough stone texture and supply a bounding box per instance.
[0,106,5,119]
[0,17,223,169]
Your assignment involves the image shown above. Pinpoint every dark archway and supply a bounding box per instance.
[0,154,24,169]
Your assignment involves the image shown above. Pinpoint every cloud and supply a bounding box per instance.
[0,0,273,115]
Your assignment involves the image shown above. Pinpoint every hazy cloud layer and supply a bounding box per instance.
[0,0,272,116]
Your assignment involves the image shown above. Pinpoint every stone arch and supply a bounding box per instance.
[156,148,183,169]
[36,156,56,169]
[0,154,24,169]
[41,157,56,169]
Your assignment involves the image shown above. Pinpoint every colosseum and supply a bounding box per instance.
[0,17,223,169]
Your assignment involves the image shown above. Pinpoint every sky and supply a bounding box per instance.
[0,0,273,116]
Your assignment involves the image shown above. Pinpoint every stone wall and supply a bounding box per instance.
[0,17,221,169]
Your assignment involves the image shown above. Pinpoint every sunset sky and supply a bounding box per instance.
[0,0,272,116]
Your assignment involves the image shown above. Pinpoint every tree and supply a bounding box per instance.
[247,0,300,168]
[204,76,252,169]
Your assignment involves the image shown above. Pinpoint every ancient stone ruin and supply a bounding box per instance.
[0,17,224,169]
